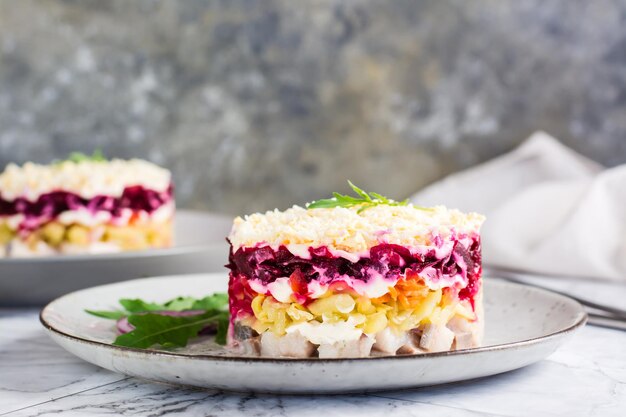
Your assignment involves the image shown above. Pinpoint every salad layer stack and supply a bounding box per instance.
[0,158,173,257]
[227,202,485,358]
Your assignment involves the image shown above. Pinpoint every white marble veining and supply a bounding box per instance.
[1,275,626,417]
[0,311,125,415]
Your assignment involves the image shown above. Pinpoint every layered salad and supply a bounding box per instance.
[0,153,173,257]
[227,183,485,358]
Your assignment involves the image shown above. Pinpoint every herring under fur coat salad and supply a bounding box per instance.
[227,182,485,358]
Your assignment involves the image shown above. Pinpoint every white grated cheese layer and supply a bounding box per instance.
[0,159,171,201]
[229,205,485,253]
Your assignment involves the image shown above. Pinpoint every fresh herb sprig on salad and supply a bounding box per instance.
[86,293,229,349]
[66,149,107,163]
[307,180,426,213]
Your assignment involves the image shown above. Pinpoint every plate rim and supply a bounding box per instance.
[0,210,230,265]
[39,274,588,364]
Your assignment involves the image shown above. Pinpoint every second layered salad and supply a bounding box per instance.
[0,157,173,257]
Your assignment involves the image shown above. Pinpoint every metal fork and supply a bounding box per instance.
[484,266,626,331]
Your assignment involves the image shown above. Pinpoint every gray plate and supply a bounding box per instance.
[40,274,587,394]
[0,211,232,306]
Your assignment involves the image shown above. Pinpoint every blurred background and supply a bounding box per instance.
[1,0,625,214]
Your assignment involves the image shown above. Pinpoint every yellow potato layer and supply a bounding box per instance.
[246,281,476,337]
[1,219,172,251]
[0,222,15,245]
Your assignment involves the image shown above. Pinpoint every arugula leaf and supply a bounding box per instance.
[113,312,228,349]
[84,309,126,320]
[118,293,229,313]
[85,293,230,347]
[307,180,413,212]
[119,299,165,313]
[215,317,229,345]
[162,294,228,311]
[85,294,228,319]
[190,294,229,311]
[163,297,197,311]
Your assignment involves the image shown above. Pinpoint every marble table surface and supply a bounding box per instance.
[1,275,625,417]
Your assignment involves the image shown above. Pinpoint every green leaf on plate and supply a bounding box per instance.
[215,316,229,345]
[119,299,165,313]
[113,311,229,349]
[190,293,229,311]
[85,293,231,348]
[85,310,126,320]
[162,297,198,311]
[118,293,228,314]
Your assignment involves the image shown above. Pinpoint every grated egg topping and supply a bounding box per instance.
[229,204,484,254]
[0,159,171,201]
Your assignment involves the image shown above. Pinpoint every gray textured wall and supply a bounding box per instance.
[1,0,625,214]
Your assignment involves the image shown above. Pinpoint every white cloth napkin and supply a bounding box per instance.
[410,131,626,281]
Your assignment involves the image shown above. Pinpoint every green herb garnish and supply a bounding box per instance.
[307,180,411,213]
[115,311,229,349]
[84,310,127,320]
[86,293,229,348]
[66,149,107,163]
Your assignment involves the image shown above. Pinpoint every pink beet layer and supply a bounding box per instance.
[0,184,173,232]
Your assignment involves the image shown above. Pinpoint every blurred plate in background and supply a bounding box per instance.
[0,210,232,306]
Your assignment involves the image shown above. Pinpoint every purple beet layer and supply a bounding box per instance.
[0,184,173,220]
[227,238,482,318]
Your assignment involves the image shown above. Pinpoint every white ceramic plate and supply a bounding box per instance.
[1,211,232,306]
[40,274,586,394]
